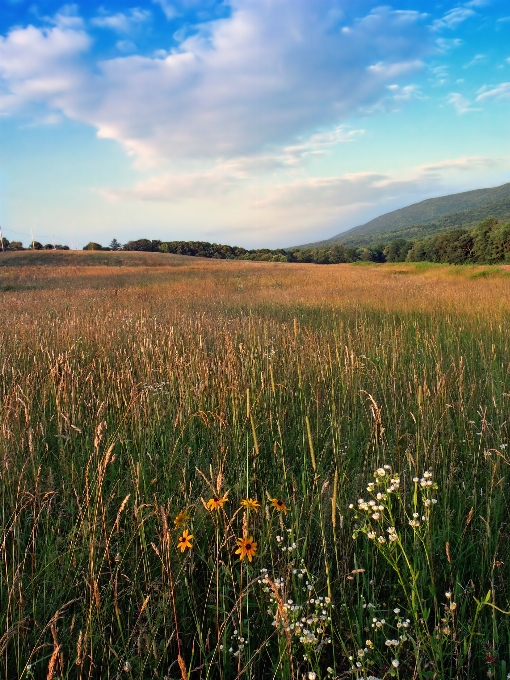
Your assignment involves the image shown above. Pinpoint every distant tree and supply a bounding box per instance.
[471,218,500,263]
[83,242,103,251]
[109,238,122,251]
[487,221,510,263]
[9,241,24,250]
[29,241,43,250]
[124,239,154,251]
[383,239,412,262]
[43,243,54,250]
[1,237,9,251]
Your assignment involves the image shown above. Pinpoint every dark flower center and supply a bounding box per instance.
[246,544,252,550]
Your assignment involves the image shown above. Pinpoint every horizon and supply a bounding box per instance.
[1,0,510,249]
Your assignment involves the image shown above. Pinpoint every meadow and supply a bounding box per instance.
[1,251,509,680]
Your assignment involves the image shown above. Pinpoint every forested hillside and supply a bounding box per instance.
[299,181,510,248]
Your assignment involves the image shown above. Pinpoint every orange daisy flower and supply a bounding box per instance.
[240,498,260,512]
[206,494,228,511]
[177,529,193,552]
[174,510,190,527]
[235,535,257,562]
[271,498,288,514]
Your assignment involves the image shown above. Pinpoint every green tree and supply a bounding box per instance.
[83,242,103,251]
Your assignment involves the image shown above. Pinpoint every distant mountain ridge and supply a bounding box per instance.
[298,181,510,248]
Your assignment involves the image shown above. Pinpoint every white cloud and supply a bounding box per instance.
[464,53,486,68]
[0,23,90,115]
[436,38,463,52]
[103,155,505,211]
[476,82,510,101]
[216,155,509,242]
[433,7,476,30]
[447,92,481,114]
[0,1,431,162]
[152,0,224,20]
[152,0,178,19]
[91,9,152,35]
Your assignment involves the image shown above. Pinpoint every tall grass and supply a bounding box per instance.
[1,253,509,679]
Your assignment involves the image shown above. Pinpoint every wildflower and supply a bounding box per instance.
[174,510,190,527]
[207,494,228,511]
[392,659,400,668]
[271,498,288,513]
[376,468,386,477]
[235,535,258,562]
[241,498,260,511]
[177,529,193,552]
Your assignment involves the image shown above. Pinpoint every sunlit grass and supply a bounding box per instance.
[0,254,509,679]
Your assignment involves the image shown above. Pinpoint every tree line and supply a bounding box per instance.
[1,239,70,251]
[103,218,510,264]
[3,218,509,264]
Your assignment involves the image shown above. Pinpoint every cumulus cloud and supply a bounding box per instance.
[0,22,90,115]
[0,1,431,162]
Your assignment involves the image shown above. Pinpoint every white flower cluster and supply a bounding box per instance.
[227,629,245,658]
[414,469,433,487]
[351,466,439,543]
[276,535,298,552]
[259,569,332,652]
[348,605,410,677]
[142,381,169,393]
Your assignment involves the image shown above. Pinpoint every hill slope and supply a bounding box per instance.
[299,181,510,248]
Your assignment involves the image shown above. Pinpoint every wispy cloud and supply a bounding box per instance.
[436,38,463,53]
[91,9,152,35]
[447,92,481,113]
[464,53,486,68]
[476,82,510,101]
[433,7,476,30]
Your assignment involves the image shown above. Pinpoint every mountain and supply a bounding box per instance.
[297,181,510,248]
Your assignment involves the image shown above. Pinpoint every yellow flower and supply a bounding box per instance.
[240,498,260,512]
[271,498,288,514]
[177,529,193,552]
[235,535,257,562]
[174,510,190,527]
[206,494,228,511]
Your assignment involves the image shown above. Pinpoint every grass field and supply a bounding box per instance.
[1,251,509,680]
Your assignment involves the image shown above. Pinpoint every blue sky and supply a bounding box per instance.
[1,0,509,248]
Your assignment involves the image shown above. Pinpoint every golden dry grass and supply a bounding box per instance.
[0,252,509,679]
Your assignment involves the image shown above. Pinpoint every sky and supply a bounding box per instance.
[0,0,509,249]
